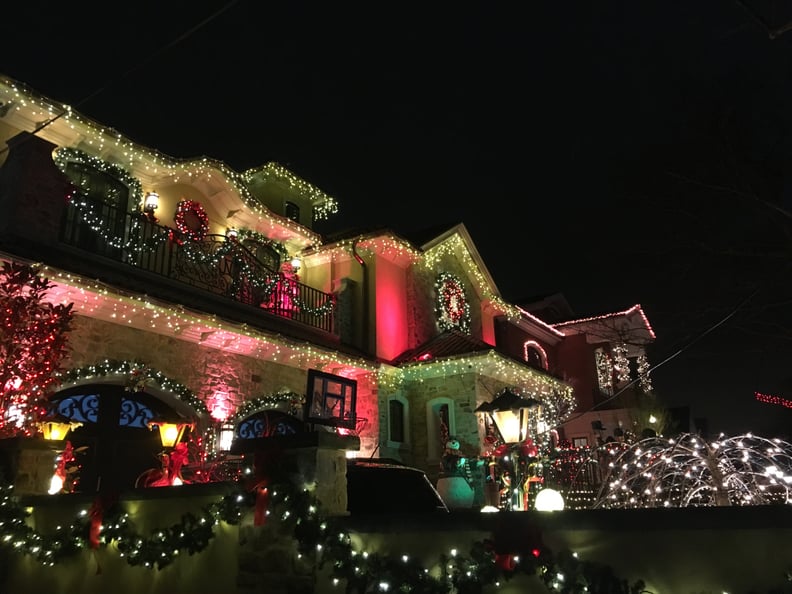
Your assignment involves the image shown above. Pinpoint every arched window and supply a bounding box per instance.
[242,239,281,273]
[387,395,410,446]
[60,155,134,259]
[49,384,181,493]
[523,340,548,370]
[236,410,305,439]
[426,397,455,462]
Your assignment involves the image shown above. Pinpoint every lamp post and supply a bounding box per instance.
[475,389,540,511]
[152,421,188,449]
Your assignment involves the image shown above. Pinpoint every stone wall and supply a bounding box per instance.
[63,316,308,410]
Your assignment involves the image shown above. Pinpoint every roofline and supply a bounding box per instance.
[552,304,656,339]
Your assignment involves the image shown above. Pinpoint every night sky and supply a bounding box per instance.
[4,1,792,436]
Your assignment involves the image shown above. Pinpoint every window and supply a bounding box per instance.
[573,437,588,448]
[236,409,305,438]
[305,369,357,430]
[426,397,455,461]
[63,161,131,258]
[285,201,300,222]
[242,239,280,273]
[387,395,410,445]
[523,340,548,370]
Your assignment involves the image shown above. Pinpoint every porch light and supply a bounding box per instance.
[217,422,235,452]
[474,389,539,444]
[151,421,188,448]
[39,420,78,441]
[143,191,160,213]
[289,257,301,272]
[226,227,239,239]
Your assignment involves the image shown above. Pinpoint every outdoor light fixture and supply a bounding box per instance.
[226,227,239,240]
[151,421,188,448]
[289,257,302,272]
[217,422,235,452]
[143,191,160,213]
[475,389,540,511]
[474,388,539,444]
[534,487,565,512]
[39,420,78,441]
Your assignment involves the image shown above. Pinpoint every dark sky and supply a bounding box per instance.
[4,1,792,436]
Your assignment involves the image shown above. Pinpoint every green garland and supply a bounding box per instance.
[55,359,208,415]
[228,390,305,424]
[0,477,652,593]
[0,482,247,570]
[53,147,143,209]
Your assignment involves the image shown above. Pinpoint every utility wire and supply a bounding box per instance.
[0,0,241,156]
[561,284,764,427]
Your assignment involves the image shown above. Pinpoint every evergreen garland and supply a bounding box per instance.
[1,476,790,592]
[56,359,208,415]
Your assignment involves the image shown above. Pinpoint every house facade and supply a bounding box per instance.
[0,74,657,503]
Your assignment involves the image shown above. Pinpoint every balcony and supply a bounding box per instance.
[58,192,336,335]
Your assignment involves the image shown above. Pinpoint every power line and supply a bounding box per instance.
[1,0,241,155]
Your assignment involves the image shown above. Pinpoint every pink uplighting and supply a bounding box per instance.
[209,391,232,421]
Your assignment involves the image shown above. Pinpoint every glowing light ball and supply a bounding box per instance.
[534,488,565,511]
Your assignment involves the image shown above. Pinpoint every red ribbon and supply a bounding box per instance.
[253,481,270,526]
[88,496,104,549]
[495,553,516,571]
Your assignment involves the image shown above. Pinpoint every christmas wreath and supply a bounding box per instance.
[173,199,209,242]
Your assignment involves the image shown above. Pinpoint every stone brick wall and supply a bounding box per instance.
[63,316,308,411]
[0,438,62,495]
[0,132,70,248]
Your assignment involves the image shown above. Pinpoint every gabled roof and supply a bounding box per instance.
[552,304,656,346]
[391,329,492,365]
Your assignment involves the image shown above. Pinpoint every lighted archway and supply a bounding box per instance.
[523,340,548,370]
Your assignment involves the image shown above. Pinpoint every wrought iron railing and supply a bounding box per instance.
[59,193,335,334]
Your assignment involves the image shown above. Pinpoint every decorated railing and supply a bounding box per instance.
[59,193,335,334]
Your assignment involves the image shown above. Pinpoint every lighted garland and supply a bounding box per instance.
[54,148,143,209]
[55,359,208,415]
[595,350,613,395]
[235,228,290,262]
[2,78,335,235]
[5,465,787,591]
[611,343,630,384]
[435,272,471,334]
[636,354,652,393]
[173,200,210,243]
[229,391,305,424]
[0,481,248,569]
[242,162,339,221]
[55,192,334,318]
[0,479,652,592]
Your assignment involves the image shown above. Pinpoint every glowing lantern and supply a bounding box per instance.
[152,422,188,448]
[534,488,565,512]
[217,422,235,452]
[39,421,77,441]
[474,389,539,444]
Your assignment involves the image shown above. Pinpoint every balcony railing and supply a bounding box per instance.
[59,193,335,334]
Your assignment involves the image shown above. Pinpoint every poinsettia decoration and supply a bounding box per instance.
[435,271,471,333]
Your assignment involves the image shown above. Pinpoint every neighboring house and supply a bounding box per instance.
[0,74,656,496]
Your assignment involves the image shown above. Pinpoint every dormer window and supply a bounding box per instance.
[285,201,300,222]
